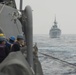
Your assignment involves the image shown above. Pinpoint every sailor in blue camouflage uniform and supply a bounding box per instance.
[11,34,24,52]
[0,37,10,63]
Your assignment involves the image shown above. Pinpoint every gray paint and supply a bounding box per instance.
[0,4,22,38]
[23,6,34,69]
[0,2,43,75]
[20,0,23,11]
[0,51,33,75]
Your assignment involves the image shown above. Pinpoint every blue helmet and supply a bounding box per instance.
[10,36,15,41]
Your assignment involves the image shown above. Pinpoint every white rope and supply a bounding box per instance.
[0,4,5,15]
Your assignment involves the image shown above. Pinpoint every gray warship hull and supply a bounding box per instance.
[0,4,22,38]
[49,28,61,38]
[0,0,43,75]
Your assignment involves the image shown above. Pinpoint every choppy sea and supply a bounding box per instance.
[33,34,76,75]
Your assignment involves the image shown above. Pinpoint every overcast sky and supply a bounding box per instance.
[16,0,76,34]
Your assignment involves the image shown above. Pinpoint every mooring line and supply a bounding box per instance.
[39,52,76,68]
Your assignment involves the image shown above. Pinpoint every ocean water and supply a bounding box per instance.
[33,34,76,75]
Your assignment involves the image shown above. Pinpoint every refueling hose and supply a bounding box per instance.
[39,52,76,68]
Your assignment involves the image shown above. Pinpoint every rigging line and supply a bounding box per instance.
[39,52,76,68]
[0,4,5,15]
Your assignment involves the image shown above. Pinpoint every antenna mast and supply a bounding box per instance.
[20,0,23,11]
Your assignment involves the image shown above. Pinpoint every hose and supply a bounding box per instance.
[39,52,76,68]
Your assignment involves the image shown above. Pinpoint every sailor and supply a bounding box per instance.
[6,36,16,50]
[0,33,11,50]
[9,36,16,44]
[11,34,24,52]
[0,33,9,49]
[5,42,11,50]
[33,43,38,58]
[0,37,10,63]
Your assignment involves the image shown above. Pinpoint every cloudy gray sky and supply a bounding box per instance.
[16,0,76,34]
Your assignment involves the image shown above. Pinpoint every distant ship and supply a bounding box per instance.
[49,17,61,38]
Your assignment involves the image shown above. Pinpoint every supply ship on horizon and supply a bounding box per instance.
[49,17,61,38]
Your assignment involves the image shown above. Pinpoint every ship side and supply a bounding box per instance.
[0,0,43,75]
